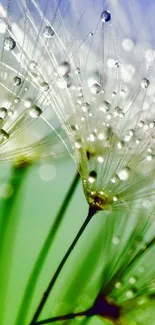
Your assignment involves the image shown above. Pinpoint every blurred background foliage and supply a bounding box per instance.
[0,156,130,325]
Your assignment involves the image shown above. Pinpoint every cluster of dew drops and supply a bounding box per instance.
[1,7,155,188]
[51,10,155,199]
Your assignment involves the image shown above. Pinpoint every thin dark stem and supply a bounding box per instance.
[31,310,88,324]
[30,205,97,324]
[15,172,80,325]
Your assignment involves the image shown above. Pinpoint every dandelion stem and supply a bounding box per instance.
[32,293,120,324]
[15,172,80,325]
[30,205,97,324]
[30,310,88,324]
[0,164,29,325]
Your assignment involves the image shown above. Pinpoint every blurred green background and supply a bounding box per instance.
[0,157,113,325]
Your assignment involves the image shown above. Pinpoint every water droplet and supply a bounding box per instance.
[75,139,82,149]
[98,132,105,140]
[149,121,155,128]
[101,10,111,22]
[113,195,118,202]
[141,78,150,88]
[0,129,9,141]
[89,133,96,142]
[117,166,131,181]
[82,102,91,113]
[129,277,136,284]
[126,290,134,299]
[117,140,125,149]
[115,281,122,289]
[138,120,145,128]
[88,170,97,183]
[4,37,16,51]
[43,26,55,38]
[99,100,111,112]
[97,156,104,163]
[120,89,126,97]
[75,67,80,74]
[0,107,7,119]
[112,91,117,97]
[13,76,21,86]
[57,75,71,89]
[111,175,119,184]
[107,113,112,120]
[29,106,42,118]
[114,106,123,117]
[30,60,37,69]
[24,99,33,108]
[58,61,71,76]
[14,97,20,104]
[40,82,49,91]
[90,82,101,94]
[112,236,120,244]
[146,154,153,161]
[115,60,120,68]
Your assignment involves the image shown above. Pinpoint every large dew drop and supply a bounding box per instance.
[4,37,16,51]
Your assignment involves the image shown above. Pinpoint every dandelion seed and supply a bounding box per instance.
[3,0,155,324]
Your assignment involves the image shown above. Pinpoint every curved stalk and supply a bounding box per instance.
[30,205,97,324]
[30,310,88,324]
[31,292,121,324]
[15,172,80,325]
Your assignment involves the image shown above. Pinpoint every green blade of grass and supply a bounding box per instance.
[15,172,80,325]
[0,164,29,325]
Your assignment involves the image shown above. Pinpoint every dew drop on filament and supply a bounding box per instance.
[141,78,150,89]
[90,82,101,94]
[43,26,55,38]
[117,167,131,181]
[57,61,71,76]
[13,76,21,86]
[4,37,16,51]
[0,129,9,141]
[29,106,42,118]
[101,10,111,23]
[0,107,7,119]
[88,171,97,184]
